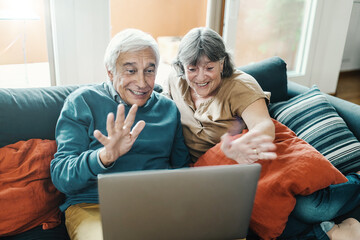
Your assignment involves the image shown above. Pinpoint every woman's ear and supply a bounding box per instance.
[220,59,224,72]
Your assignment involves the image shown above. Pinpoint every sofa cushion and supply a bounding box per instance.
[269,86,360,174]
[194,119,347,239]
[238,56,288,103]
[0,139,64,236]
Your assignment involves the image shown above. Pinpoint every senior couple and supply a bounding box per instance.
[51,28,360,240]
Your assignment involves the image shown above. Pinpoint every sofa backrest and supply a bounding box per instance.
[3,57,357,147]
[238,56,288,103]
[0,85,82,148]
[0,84,164,148]
[0,57,290,148]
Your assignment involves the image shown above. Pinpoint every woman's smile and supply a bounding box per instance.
[195,82,209,87]
[184,55,224,98]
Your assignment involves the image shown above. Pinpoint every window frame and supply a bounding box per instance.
[222,0,353,94]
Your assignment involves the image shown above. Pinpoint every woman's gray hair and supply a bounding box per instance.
[173,27,235,78]
[104,28,160,75]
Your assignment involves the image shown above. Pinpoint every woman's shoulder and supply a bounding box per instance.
[229,69,258,84]
[166,68,182,87]
[165,69,189,97]
[223,70,261,92]
[221,70,270,103]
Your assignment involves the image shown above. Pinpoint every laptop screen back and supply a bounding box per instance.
[98,164,261,240]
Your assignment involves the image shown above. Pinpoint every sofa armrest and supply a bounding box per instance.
[288,81,360,141]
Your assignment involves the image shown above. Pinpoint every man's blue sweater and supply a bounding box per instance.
[50,83,190,211]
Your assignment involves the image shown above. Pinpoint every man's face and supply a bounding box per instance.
[108,47,157,107]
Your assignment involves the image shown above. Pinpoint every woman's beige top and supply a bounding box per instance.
[167,69,271,162]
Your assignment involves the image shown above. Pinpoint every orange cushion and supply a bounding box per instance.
[194,119,347,239]
[0,139,64,236]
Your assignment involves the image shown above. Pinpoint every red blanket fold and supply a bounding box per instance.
[0,139,64,237]
[194,119,347,239]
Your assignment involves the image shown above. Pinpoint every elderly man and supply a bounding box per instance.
[50,29,190,240]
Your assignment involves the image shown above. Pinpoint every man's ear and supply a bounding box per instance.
[107,70,113,81]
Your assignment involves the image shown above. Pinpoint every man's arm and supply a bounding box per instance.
[50,99,104,195]
[51,100,145,195]
[170,110,191,168]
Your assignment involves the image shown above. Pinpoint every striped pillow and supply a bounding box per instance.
[269,86,360,174]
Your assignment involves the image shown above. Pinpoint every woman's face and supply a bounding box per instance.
[184,55,224,98]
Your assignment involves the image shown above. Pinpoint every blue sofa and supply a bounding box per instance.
[1,56,359,239]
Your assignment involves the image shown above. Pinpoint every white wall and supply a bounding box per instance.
[306,0,353,93]
[48,0,357,90]
[288,0,353,94]
[49,0,110,86]
[341,1,360,71]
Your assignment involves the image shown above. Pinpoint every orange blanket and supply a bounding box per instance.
[194,119,347,239]
[0,139,64,236]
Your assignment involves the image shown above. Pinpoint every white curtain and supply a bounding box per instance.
[49,0,110,86]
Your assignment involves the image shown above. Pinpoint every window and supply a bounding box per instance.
[2,0,350,92]
[223,0,311,72]
[110,0,208,85]
[0,0,51,88]
[110,0,207,60]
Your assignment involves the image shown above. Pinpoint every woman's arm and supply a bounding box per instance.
[241,98,275,140]
[220,98,277,164]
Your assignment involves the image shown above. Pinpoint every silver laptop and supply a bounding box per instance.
[98,164,261,240]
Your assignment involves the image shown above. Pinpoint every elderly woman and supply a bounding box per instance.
[51,29,190,240]
[166,27,360,240]
[169,29,277,164]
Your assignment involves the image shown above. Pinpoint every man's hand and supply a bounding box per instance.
[94,104,145,167]
[221,130,277,164]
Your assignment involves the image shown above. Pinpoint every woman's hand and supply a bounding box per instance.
[220,130,277,164]
[94,104,145,167]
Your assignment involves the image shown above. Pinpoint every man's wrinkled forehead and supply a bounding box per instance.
[116,49,157,68]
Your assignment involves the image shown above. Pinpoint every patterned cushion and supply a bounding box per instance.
[268,86,360,174]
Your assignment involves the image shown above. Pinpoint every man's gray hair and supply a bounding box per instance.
[104,28,160,75]
[173,27,235,78]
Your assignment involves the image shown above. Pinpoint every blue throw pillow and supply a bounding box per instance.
[269,86,360,174]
